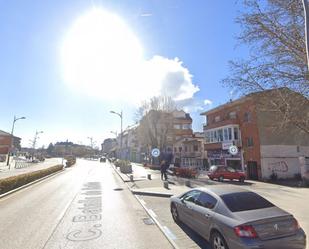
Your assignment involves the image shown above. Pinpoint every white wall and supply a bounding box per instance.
[260,145,309,179]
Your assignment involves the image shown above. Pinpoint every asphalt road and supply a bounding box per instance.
[0,159,172,249]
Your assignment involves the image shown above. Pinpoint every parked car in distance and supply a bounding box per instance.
[100,157,106,163]
[208,165,246,182]
[170,186,306,249]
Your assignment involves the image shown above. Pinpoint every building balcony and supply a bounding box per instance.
[204,140,242,150]
[203,118,240,130]
[174,152,202,158]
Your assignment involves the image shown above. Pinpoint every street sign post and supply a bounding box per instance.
[229,145,238,155]
[151,148,160,158]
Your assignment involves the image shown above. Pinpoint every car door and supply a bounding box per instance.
[191,192,218,239]
[227,167,237,179]
[177,190,201,228]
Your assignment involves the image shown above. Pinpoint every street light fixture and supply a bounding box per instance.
[7,116,26,167]
[110,110,123,159]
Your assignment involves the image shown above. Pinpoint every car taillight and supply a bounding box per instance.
[293,218,300,230]
[234,225,258,238]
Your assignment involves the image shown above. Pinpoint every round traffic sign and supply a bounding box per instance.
[151,148,160,158]
[229,145,238,155]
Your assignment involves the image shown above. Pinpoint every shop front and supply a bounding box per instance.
[207,148,243,170]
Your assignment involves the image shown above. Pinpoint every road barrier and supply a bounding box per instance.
[15,161,32,169]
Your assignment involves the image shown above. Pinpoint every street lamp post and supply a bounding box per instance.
[7,116,26,168]
[110,110,123,159]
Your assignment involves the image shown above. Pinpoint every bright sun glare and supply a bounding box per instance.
[61,8,154,102]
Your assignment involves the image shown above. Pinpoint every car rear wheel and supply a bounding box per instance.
[218,176,224,182]
[211,231,229,249]
[239,176,245,183]
[171,203,180,223]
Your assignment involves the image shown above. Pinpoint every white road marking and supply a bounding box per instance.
[148,209,157,218]
[163,226,177,240]
[140,199,146,205]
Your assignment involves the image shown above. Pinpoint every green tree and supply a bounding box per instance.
[46,143,54,155]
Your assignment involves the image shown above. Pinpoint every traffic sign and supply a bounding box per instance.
[229,145,238,155]
[151,148,160,158]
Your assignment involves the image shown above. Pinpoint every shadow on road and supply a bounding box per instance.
[177,222,211,249]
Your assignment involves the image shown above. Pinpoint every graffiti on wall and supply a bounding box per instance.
[267,161,289,173]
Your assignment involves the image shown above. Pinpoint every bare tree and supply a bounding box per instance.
[223,0,309,134]
[136,96,177,156]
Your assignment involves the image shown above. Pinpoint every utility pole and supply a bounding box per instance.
[110,110,123,159]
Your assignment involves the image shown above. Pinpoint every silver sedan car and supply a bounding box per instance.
[170,186,306,249]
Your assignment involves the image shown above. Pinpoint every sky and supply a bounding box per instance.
[0,0,249,148]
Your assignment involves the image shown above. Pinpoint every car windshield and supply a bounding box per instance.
[209,166,218,171]
[221,192,275,212]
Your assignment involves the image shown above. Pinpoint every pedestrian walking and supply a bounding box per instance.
[160,148,173,181]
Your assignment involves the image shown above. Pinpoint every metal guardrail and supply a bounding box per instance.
[15,161,32,169]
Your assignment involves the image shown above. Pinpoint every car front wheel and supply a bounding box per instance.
[171,203,180,223]
[218,176,224,182]
[210,231,229,249]
[239,176,245,183]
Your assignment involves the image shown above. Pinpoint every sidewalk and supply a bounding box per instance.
[111,162,205,197]
[0,158,63,180]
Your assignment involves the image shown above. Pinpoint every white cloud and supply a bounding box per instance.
[61,9,200,105]
[143,56,200,102]
[204,99,213,106]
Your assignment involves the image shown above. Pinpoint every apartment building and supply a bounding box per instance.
[0,130,21,162]
[201,88,309,180]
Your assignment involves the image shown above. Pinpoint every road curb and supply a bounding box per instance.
[134,194,180,249]
[0,167,65,199]
[110,162,175,198]
[131,190,173,198]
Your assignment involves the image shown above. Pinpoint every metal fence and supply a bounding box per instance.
[15,160,32,169]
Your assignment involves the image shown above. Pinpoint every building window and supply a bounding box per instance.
[205,132,210,143]
[174,147,177,152]
[244,112,251,122]
[229,111,236,119]
[179,147,182,152]
[228,127,232,140]
[184,146,188,152]
[247,137,254,147]
[233,127,239,140]
[218,129,223,142]
[224,128,229,141]
[215,116,220,122]
[174,124,181,129]
[193,145,198,151]
[214,130,218,142]
[297,146,300,153]
[183,124,192,129]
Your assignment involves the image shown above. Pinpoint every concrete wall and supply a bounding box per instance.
[260,145,309,179]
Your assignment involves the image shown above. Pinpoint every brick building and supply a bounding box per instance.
[201,88,309,180]
[0,130,21,162]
